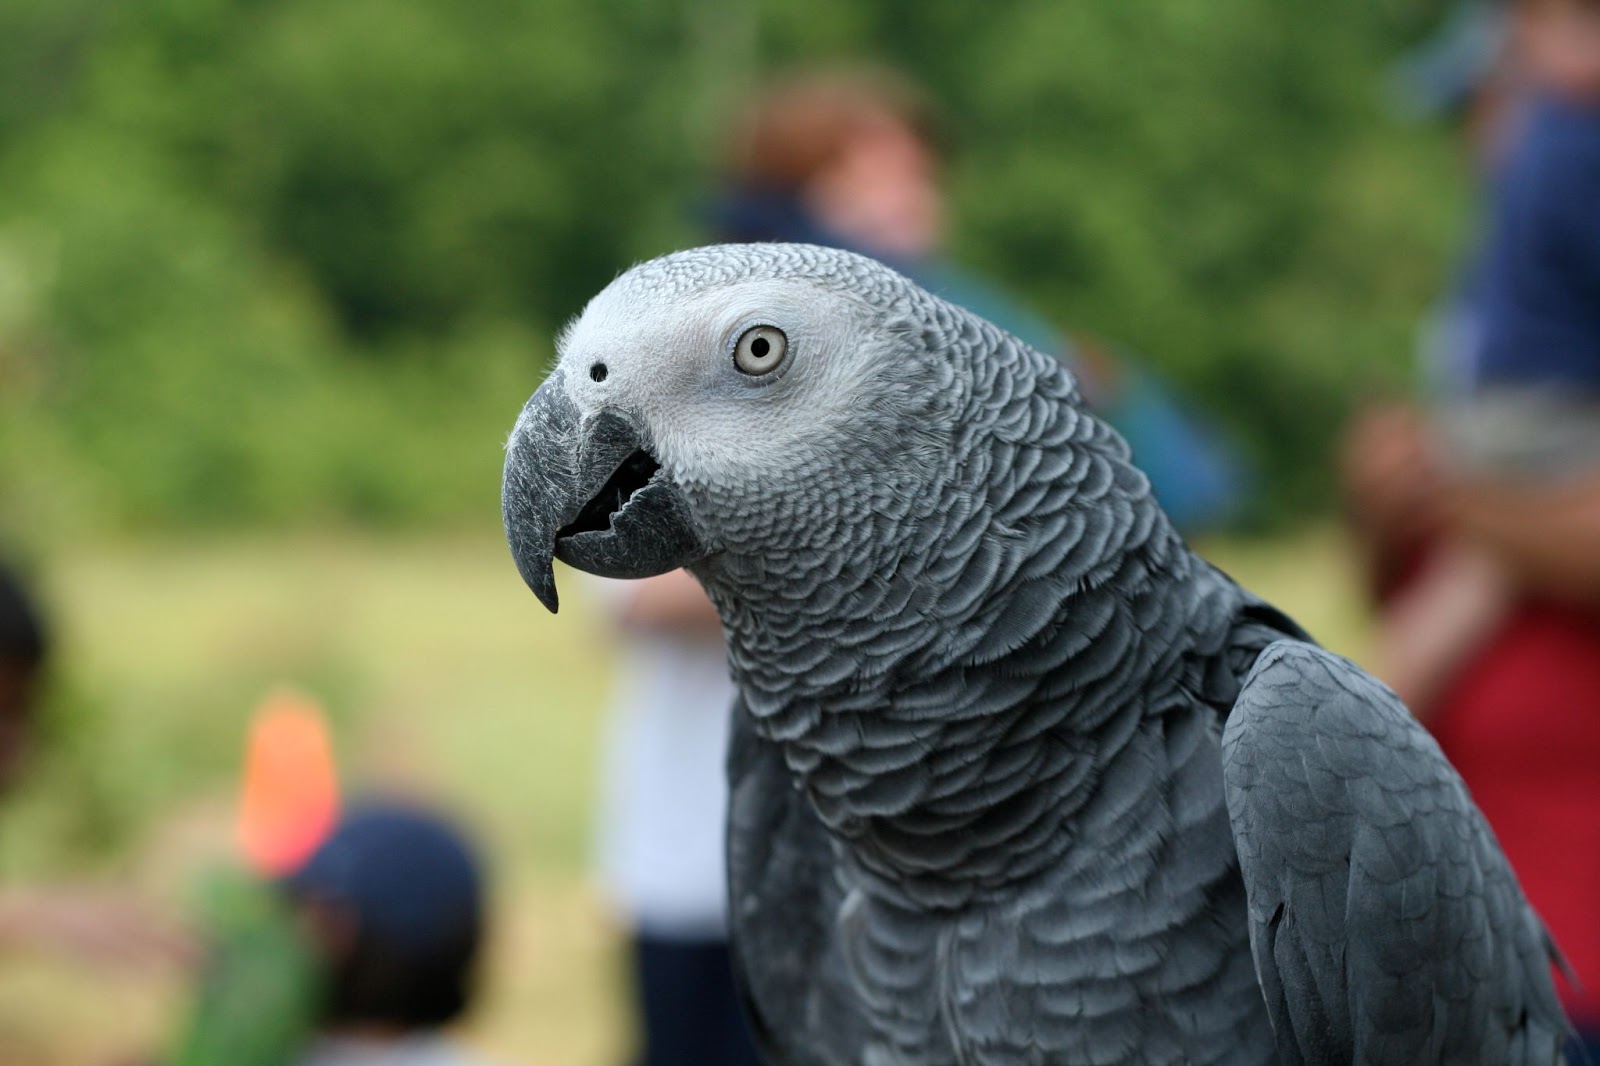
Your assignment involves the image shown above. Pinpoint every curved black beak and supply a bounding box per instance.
[502,375,708,613]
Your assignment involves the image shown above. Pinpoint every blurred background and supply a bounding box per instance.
[0,0,1577,1063]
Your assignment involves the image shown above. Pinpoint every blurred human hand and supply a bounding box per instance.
[1339,402,1447,551]
[0,889,197,970]
[1371,540,1514,721]
[1436,468,1600,605]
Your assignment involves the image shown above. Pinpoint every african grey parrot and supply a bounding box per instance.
[501,243,1570,1064]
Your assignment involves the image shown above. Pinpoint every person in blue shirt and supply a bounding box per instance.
[1472,96,1600,397]
[1342,5,1600,1058]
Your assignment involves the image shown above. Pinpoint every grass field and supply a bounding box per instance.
[0,527,1374,1066]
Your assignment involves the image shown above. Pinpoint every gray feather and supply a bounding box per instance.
[1223,642,1568,1065]
[512,243,1570,1065]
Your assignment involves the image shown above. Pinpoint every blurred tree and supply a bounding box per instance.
[0,0,1470,530]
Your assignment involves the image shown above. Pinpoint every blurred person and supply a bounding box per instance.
[0,559,47,796]
[285,800,493,1066]
[590,569,760,1066]
[173,798,497,1066]
[1350,0,1600,713]
[1343,0,1600,1053]
[712,66,1247,534]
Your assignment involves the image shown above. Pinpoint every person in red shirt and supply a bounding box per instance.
[1344,2,1600,1056]
[1347,419,1600,1046]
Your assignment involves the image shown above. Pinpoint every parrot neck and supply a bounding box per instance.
[699,442,1245,906]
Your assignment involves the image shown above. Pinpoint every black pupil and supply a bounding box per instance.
[750,336,770,359]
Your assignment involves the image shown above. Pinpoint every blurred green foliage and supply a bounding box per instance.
[0,0,1470,532]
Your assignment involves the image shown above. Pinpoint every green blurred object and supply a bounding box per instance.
[167,866,323,1066]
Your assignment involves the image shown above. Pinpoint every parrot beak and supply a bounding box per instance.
[502,375,709,613]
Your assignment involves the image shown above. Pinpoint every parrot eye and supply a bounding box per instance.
[733,325,788,376]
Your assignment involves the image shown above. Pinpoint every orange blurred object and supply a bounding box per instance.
[236,689,340,876]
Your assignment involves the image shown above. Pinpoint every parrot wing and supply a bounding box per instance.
[1220,640,1568,1065]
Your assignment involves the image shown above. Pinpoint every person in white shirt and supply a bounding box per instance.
[590,569,760,1066]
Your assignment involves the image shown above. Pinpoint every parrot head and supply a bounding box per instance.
[502,243,961,612]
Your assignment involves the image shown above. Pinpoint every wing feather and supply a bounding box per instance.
[1222,641,1568,1065]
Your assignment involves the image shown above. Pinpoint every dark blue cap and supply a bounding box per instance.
[284,799,483,955]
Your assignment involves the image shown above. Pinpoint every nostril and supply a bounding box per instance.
[590,362,608,383]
